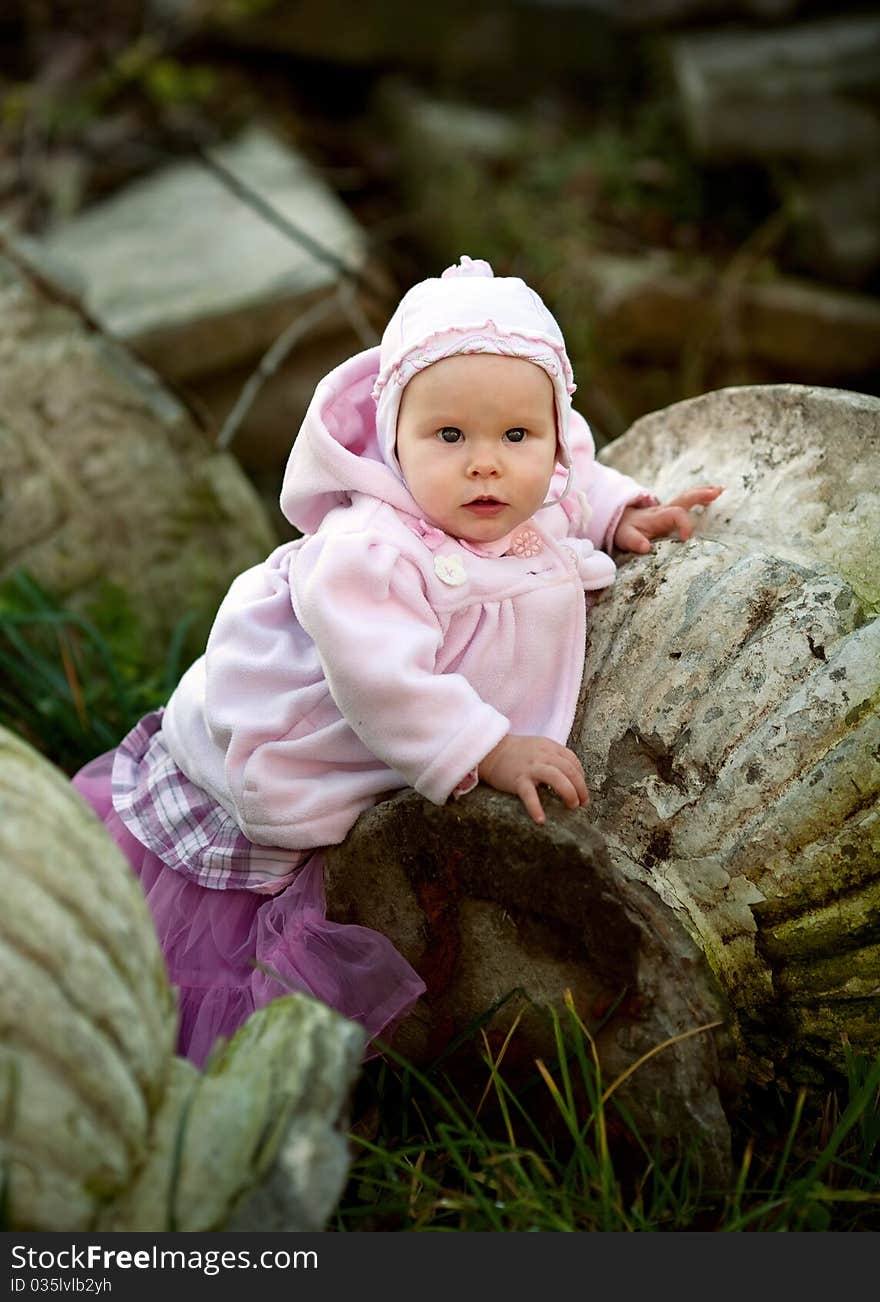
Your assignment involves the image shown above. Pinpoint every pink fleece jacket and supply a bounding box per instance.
[161,346,652,851]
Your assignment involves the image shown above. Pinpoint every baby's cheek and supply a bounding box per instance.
[530,466,556,501]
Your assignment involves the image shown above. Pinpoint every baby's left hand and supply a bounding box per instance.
[614,485,724,554]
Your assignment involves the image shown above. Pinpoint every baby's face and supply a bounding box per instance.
[395,354,558,544]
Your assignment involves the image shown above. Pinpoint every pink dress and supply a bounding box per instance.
[73,711,425,1068]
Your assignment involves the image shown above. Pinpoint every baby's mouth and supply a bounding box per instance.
[464,495,507,515]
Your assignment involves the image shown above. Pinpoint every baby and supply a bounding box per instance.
[73,254,721,1064]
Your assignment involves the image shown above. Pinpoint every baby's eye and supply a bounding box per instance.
[504,428,527,443]
[438,427,463,444]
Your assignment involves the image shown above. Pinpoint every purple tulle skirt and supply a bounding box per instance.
[72,751,425,1068]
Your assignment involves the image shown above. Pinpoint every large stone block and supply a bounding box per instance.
[0,233,276,661]
[37,125,383,500]
[40,126,371,382]
[0,724,363,1231]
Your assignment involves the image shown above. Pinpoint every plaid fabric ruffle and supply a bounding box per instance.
[111,710,308,894]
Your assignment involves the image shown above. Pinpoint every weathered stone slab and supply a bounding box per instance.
[582,251,880,376]
[669,18,880,164]
[186,0,623,78]
[182,0,815,68]
[392,92,524,163]
[1,724,364,1232]
[36,124,385,499]
[40,125,370,382]
[0,233,276,660]
[668,17,880,278]
[786,164,880,286]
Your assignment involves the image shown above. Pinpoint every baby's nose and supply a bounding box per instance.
[467,452,500,477]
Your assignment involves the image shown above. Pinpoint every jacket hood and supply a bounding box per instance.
[281,347,423,535]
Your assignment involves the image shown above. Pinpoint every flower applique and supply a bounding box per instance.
[434,554,468,587]
[507,526,543,559]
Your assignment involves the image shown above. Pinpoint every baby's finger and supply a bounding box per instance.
[568,762,591,806]
[516,776,546,825]
[552,748,591,804]
[617,523,652,554]
[673,506,695,541]
[643,505,693,541]
[534,764,582,811]
[667,485,724,509]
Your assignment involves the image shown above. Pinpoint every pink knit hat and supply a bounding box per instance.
[372,256,576,500]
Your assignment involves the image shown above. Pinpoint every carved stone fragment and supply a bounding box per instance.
[0,725,363,1231]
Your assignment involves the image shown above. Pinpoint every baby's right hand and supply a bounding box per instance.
[478,734,590,825]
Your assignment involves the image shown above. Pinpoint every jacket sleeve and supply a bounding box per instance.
[292,530,511,804]
[562,410,659,552]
